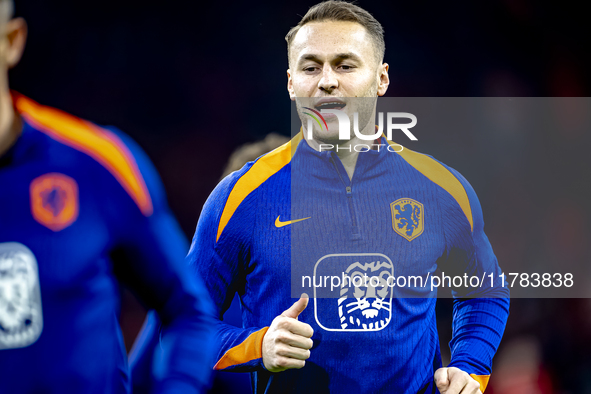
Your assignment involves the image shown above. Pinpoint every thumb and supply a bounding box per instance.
[434,368,449,389]
[281,293,309,320]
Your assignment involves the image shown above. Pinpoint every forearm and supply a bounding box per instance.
[448,297,510,374]
[130,303,219,393]
[152,317,217,393]
[213,321,269,372]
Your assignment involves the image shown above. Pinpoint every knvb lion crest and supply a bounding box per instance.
[391,198,424,241]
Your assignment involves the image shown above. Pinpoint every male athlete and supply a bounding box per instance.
[189,1,509,393]
[0,1,215,392]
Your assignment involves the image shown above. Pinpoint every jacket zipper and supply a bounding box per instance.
[330,154,359,236]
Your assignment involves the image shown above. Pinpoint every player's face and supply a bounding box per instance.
[0,7,8,83]
[0,11,26,139]
[0,11,26,86]
[287,21,389,143]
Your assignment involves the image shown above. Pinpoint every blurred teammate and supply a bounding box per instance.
[130,133,290,393]
[220,133,290,179]
[0,1,215,392]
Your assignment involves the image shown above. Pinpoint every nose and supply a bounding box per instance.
[318,64,338,93]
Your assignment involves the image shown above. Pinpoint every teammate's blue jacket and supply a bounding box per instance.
[188,132,509,393]
[0,94,216,393]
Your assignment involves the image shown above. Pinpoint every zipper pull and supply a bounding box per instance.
[346,186,352,195]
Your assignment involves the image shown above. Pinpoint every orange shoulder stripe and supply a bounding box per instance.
[470,374,490,392]
[216,132,302,242]
[386,138,473,231]
[214,327,269,370]
[14,93,153,217]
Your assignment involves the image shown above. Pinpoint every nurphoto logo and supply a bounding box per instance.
[302,107,418,152]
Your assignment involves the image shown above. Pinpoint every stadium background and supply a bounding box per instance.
[9,0,591,392]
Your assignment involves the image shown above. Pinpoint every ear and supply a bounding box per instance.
[5,17,27,68]
[377,63,389,97]
[287,69,296,101]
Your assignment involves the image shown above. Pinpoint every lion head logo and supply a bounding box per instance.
[338,261,393,330]
[0,243,43,349]
[0,253,36,332]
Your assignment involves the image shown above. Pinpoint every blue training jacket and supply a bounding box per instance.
[0,94,216,393]
[188,132,509,394]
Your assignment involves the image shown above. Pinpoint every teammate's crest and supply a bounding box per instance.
[0,242,43,349]
[30,173,79,232]
[391,198,424,241]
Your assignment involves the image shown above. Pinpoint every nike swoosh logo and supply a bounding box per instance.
[275,215,311,228]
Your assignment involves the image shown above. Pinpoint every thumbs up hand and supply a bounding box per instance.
[262,294,314,372]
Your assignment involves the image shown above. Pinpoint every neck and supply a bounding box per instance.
[0,91,21,157]
[305,120,377,181]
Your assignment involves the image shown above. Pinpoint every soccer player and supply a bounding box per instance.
[189,1,509,393]
[0,1,216,392]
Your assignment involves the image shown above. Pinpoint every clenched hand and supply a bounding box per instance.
[434,367,483,394]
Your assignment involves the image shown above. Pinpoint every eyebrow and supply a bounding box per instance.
[297,52,364,66]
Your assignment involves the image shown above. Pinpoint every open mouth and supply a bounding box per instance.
[314,100,346,112]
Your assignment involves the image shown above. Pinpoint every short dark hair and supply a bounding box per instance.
[285,1,385,64]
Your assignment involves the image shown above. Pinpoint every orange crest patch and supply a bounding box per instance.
[30,173,79,231]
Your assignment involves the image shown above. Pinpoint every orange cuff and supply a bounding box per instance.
[470,374,490,392]
[214,327,269,370]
